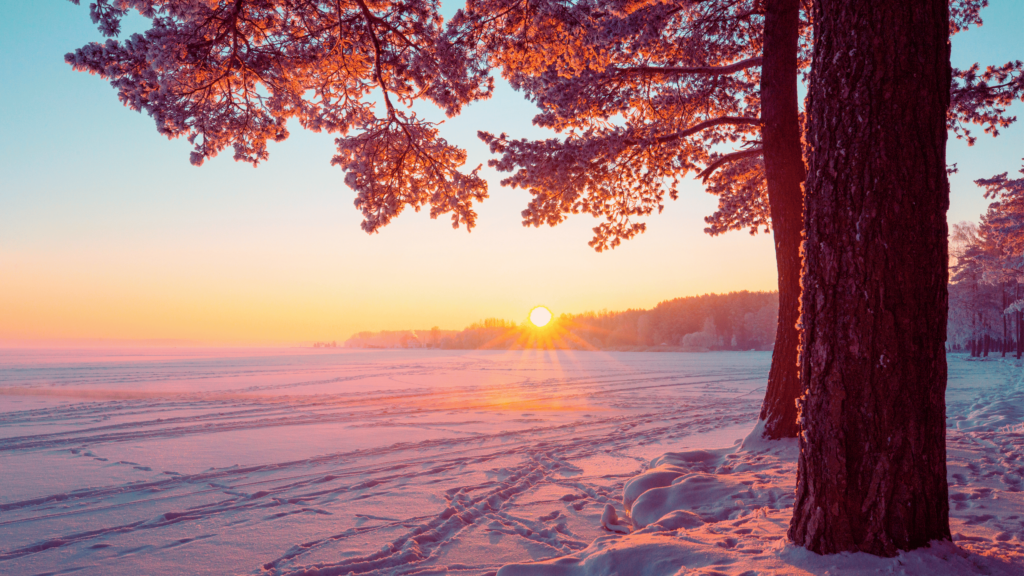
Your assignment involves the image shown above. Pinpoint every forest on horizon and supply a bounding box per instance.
[343,291,780,351]
[344,234,1024,353]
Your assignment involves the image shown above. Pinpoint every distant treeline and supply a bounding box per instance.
[342,291,779,352]
[947,220,1023,357]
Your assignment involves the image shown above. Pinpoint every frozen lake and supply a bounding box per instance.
[1,349,1019,575]
[0,349,770,575]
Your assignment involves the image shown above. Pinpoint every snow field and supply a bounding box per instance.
[0,349,767,575]
[1,350,1021,575]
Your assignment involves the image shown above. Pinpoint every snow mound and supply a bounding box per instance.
[624,436,798,530]
[496,532,733,576]
[622,448,735,515]
[632,473,753,527]
[640,509,703,531]
[496,530,1022,576]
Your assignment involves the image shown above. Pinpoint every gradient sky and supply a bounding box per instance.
[1,2,1022,345]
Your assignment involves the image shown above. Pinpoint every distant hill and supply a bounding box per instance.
[342,291,778,352]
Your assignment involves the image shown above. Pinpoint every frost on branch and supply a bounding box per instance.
[481,127,708,252]
[64,0,492,233]
[976,163,1024,201]
[336,114,487,233]
[974,163,1024,278]
[949,0,987,34]
[462,0,765,250]
[457,0,1015,251]
[63,0,1024,244]
[702,152,770,237]
[949,61,1024,145]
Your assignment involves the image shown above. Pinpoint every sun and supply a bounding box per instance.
[529,306,553,327]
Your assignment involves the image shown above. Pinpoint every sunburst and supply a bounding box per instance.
[529,306,553,327]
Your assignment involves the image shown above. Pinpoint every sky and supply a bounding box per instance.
[1,1,1022,346]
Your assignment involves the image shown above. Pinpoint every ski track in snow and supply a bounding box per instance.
[1,349,1021,575]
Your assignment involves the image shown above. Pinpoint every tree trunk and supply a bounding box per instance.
[788,0,951,555]
[1017,298,1022,359]
[758,0,806,440]
[1011,280,1019,356]
[1003,285,1008,357]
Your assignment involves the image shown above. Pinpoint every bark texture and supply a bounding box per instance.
[1003,287,1008,357]
[787,0,952,556]
[758,0,806,439]
[1018,283,1022,359]
[1018,306,1022,359]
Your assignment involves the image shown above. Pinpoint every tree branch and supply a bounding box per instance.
[641,116,760,146]
[353,0,394,114]
[615,56,762,78]
[698,146,764,182]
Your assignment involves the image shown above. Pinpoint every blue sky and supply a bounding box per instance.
[0,1,1020,344]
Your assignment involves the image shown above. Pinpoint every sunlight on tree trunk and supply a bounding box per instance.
[758,0,805,440]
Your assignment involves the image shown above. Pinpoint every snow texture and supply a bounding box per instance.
[1,349,1022,575]
[500,355,1024,576]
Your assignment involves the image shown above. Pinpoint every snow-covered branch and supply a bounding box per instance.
[615,56,763,77]
[698,146,764,182]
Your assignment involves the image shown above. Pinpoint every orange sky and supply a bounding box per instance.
[0,165,780,345]
[1,2,1021,346]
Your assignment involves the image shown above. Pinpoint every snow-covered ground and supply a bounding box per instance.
[0,349,1021,575]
